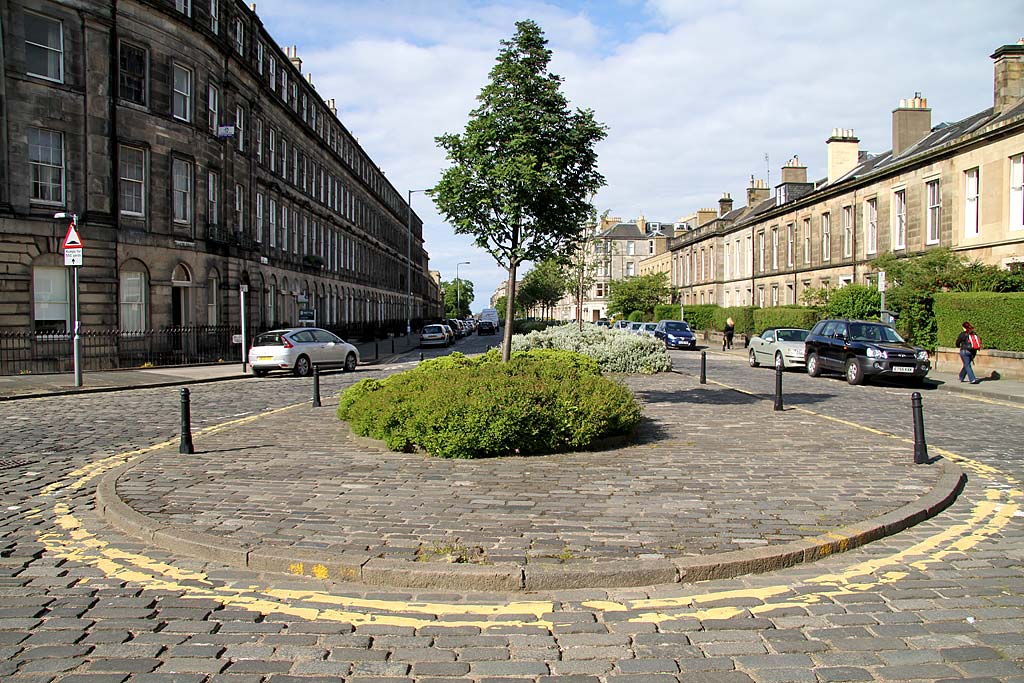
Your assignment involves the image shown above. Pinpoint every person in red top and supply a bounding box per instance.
[955,321,981,384]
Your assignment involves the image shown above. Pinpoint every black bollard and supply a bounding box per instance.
[179,388,195,454]
[700,351,707,384]
[312,365,321,407]
[375,342,379,361]
[391,337,395,354]
[419,351,424,362]
[774,364,784,411]
[911,392,928,464]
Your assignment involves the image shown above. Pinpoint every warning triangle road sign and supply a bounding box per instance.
[62,223,83,249]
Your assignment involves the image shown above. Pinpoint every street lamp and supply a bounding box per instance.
[406,189,426,335]
[456,261,470,318]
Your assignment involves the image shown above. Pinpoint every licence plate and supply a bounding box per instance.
[257,356,273,361]
[892,365,914,373]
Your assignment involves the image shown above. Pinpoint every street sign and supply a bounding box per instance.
[232,334,243,344]
[877,270,886,292]
[62,223,83,249]
[64,248,83,266]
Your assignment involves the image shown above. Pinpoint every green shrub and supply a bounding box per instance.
[680,304,720,332]
[752,306,819,332]
[510,323,672,374]
[714,306,757,335]
[512,320,557,334]
[933,292,1024,351]
[654,303,681,321]
[627,310,644,322]
[821,284,881,320]
[337,352,641,458]
[887,287,936,349]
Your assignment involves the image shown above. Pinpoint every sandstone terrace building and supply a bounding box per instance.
[0,0,441,349]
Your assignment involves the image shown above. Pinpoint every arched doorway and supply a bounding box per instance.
[171,264,192,327]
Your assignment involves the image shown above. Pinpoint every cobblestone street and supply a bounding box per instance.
[1,341,1022,682]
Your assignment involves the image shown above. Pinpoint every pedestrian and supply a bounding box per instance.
[955,321,982,384]
[723,317,735,350]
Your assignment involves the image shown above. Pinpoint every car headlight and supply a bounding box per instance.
[866,347,885,359]
[916,350,929,361]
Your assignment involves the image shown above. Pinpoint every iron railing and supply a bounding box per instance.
[0,326,238,376]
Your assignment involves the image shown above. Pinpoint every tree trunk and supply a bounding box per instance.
[501,264,518,362]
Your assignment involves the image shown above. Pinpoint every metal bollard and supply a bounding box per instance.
[700,351,707,384]
[911,392,928,464]
[391,338,395,354]
[419,352,424,362]
[375,342,379,360]
[774,364,784,411]
[312,365,321,407]
[179,388,195,454]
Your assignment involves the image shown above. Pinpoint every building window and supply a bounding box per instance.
[207,170,219,226]
[235,105,245,151]
[626,262,635,276]
[25,12,63,82]
[209,0,218,34]
[964,168,980,237]
[207,276,219,324]
[757,286,765,308]
[734,238,741,276]
[771,285,779,307]
[281,69,288,101]
[233,17,245,55]
[269,198,277,247]
[803,218,811,264]
[927,179,942,242]
[28,128,64,204]
[821,212,831,261]
[627,241,635,256]
[268,128,276,170]
[256,42,264,75]
[724,242,731,279]
[119,270,147,331]
[744,235,752,276]
[118,42,147,106]
[893,189,906,249]
[787,224,794,267]
[234,184,245,232]
[268,282,276,323]
[771,227,779,270]
[207,83,218,131]
[255,118,263,163]
[119,145,145,216]
[758,231,765,271]
[175,0,191,16]
[786,283,795,305]
[865,198,877,254]
[842,205,853,258]
[301,93,307,122]
[1007,155,1024,232]
[268,57,276,88]
[33,266,69,333]
[280,138,287,177]
[172,64,192,122]
[172,158,192,224]
[281,205,289,251]
[256,192,264,243]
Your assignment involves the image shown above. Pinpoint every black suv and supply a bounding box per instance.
[804,319,930,385]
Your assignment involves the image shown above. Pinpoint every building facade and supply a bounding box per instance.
[671,43,1024,311]
[1,0,439,348]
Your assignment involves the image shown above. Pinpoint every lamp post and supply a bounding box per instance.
[406,189,425,335]
[456,261,470,319]
[55,212,83,387]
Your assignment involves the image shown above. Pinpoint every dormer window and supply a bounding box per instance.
[777,186,788,204]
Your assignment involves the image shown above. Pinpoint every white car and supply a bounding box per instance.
[249,327,359,377]
[748,328,810,371]
[420,324,451,348]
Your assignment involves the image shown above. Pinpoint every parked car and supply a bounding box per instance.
[640,322,658,337]
[440,324,455,344]
[596,319,611,328]
[804,319,930,385]
[653,320,697,350]
[628,322,644,334]
[748,328,810,370]
[248,327,359,377]
[478,320,497,335]
[612,320,630,330]
[420,324,451,348]
[447,319,465,338]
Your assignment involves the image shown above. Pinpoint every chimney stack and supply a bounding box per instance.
[780,156,807,184]
[288,45,302,73]
[826,128,860,184]
[696,208,718,226]
[892,93,931,157]
[718,192,733,216]
[328,98,337,116]
[992,39,1024,115]
[747,178,769,207]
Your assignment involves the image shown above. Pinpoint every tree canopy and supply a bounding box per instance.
[430,19,606,359]
[442,279,475,319]
[607,272,671,318]
[519,259,567,317]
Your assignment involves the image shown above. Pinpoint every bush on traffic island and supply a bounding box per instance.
[337,350,641,459]
[510,323,672,374]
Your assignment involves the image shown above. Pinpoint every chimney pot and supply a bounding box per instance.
[992,41,1024,115]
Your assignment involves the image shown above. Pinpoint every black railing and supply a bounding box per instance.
[0,326,239,376]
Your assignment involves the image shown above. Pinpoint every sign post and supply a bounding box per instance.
[61,217,83,387]
[239,284,249,373]
[877,270,888,324]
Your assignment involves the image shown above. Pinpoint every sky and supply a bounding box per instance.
[253,0,1022,313]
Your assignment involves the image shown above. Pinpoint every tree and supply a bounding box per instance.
[442,279,475,318]
[519,258,567,319]
[607,272,671,319]
[562,208,613,329]
[430,19,606,360]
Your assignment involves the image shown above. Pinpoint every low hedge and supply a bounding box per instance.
[654,303,682,321]
[933,292,1024,352]
[678,305,719,333]
[752,306,819,332]
[511,323,672,374]
[714,306,758,335]
[337,350,641,459]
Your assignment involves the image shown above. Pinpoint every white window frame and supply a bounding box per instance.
[207,83,219,131]
[893,188,907,249]
[803,218,811,264]
[758,231,765,271]
[255,118,263,163]
[119,145,146,216]
[627,241,635,256]
[787,224,794,267]
[28,127,65,205]
[1010,155,1024,232]
[33,266,70,333]
[25,11,64,83]
[207,276,219,325]
[282,205,290,252]
[821,212,831,262]
[256,42,264,75]
[255,191,264,243]
[626,262,635,277]
[233,17,245,55]
[234,183,245,233]
[172,63,193,122]
[269,198,277,247]
[235,105,245,151]
[724,242,731,279]
[175,0,191,16]
[964,168,980,237]
[865,198,878,254]
[209,0,218,34]
[268,57,276,89]
[842,205,853,258]
[206,169,219,226]
[268,128,276,170]
[119,270,147,332]
[927,179,942,243]
[118,41,148,106]
[771,227,779,270]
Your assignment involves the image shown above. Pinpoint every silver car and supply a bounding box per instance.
[248,327,359,377]
[420,324,451,348]
[748,328,810,370]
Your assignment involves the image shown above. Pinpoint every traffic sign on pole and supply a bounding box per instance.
[62,223,83,249]
[64,248,83,266]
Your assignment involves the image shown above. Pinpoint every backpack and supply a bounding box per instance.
[969,332,981,350]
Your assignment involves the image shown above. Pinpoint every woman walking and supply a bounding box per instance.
[723,317,735,350]
[955,322,981,384]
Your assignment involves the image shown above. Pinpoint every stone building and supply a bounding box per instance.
[671,41,1024,310]
[0,0,439,348]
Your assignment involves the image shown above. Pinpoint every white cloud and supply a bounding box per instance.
[254,0,1022,310]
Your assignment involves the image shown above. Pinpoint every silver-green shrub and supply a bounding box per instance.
[510,323,672,374]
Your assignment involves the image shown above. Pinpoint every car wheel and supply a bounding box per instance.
[252,368,269,377]
[293,355,312,377]
[775,352,785,371]
[845,358,864,385]
[748,349,759,367]
[344,353,357,372]
[807,353,821,377]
